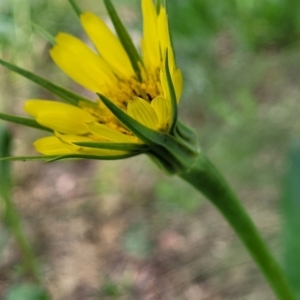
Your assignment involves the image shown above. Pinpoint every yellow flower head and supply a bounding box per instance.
[23,0,182,158]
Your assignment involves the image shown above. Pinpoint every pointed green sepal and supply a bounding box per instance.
[0,113,52,132]
[32,23,56,46]
[176,121,198,146]
[174,121,199,153]
[99,94,165,146]
[0,58,93,106]
[165,50,178,134]
[0,156,56,162]
[103,0,142,80]
[156,0,164,13]
[99,94,199,173]
[68,0,82,17]
[147,152,178,175]
[45,152,140,162]
[74,141,149,152]
[0,152,140,163]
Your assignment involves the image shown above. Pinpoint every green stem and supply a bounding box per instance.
[0,127,40,283]
[180,153,296,300]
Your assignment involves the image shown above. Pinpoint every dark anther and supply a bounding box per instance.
[146,93,152,101]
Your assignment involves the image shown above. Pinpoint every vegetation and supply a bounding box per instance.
[1,0,300,299]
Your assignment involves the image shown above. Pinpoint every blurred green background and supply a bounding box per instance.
[1,0,300,299]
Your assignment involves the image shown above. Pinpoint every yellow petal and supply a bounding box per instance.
[157,7,173,61]
[87,122,136,143]
[25,100,96,134]
[127,97,158,130]
[151,96,170,131]
[173,68,183,102]
[55,132,128,156]
[34,134,127,156]
[34,136,77,155]
[24,100,88,118]
[140,39,152,69]
[80,12,134,78]
[141,0,160,68]
[50,33,116,93]
[160,63,170,101]
[55,132,93,150]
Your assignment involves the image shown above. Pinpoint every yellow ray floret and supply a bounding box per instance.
[80,12,134,78]
[86,122,138,143]
[50,33,116,93]
[25,100,96,134]
[157,7,173,63]
[34,134,129,156]
[151,96,171,131]
[34,136,76,155]
[141,0,160,69]
[127,97,158,130]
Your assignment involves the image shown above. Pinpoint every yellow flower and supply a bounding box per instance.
[24,0,182,157]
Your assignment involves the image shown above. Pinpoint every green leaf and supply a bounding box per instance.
[68,0,82,17]
[0,127,41,283]
[0,58,94,106]
[282,141,300,298]
[103,0,142,80]
[5,284,49,300]
[165,50,178,134]
[32,23,56,46]
[74,141,149,152]
[0,113,52,132]
[0,126,12,197]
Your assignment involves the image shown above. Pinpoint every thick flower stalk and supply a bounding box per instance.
[0,1,297,299]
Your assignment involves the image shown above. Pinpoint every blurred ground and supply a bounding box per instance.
[1,0,300,299]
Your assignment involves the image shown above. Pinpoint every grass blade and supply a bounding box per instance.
[282,141,300,298]
[68,0,82,17]
[0,113,52,132]
[0,58,94,106]
[0,125,12,196]
[32,22,56,46]
[0,126,41,283]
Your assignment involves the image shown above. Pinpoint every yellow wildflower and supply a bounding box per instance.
[24,0,182,157]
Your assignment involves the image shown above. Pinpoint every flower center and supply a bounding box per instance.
[106,68,162,109]
[80,68,163,136]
